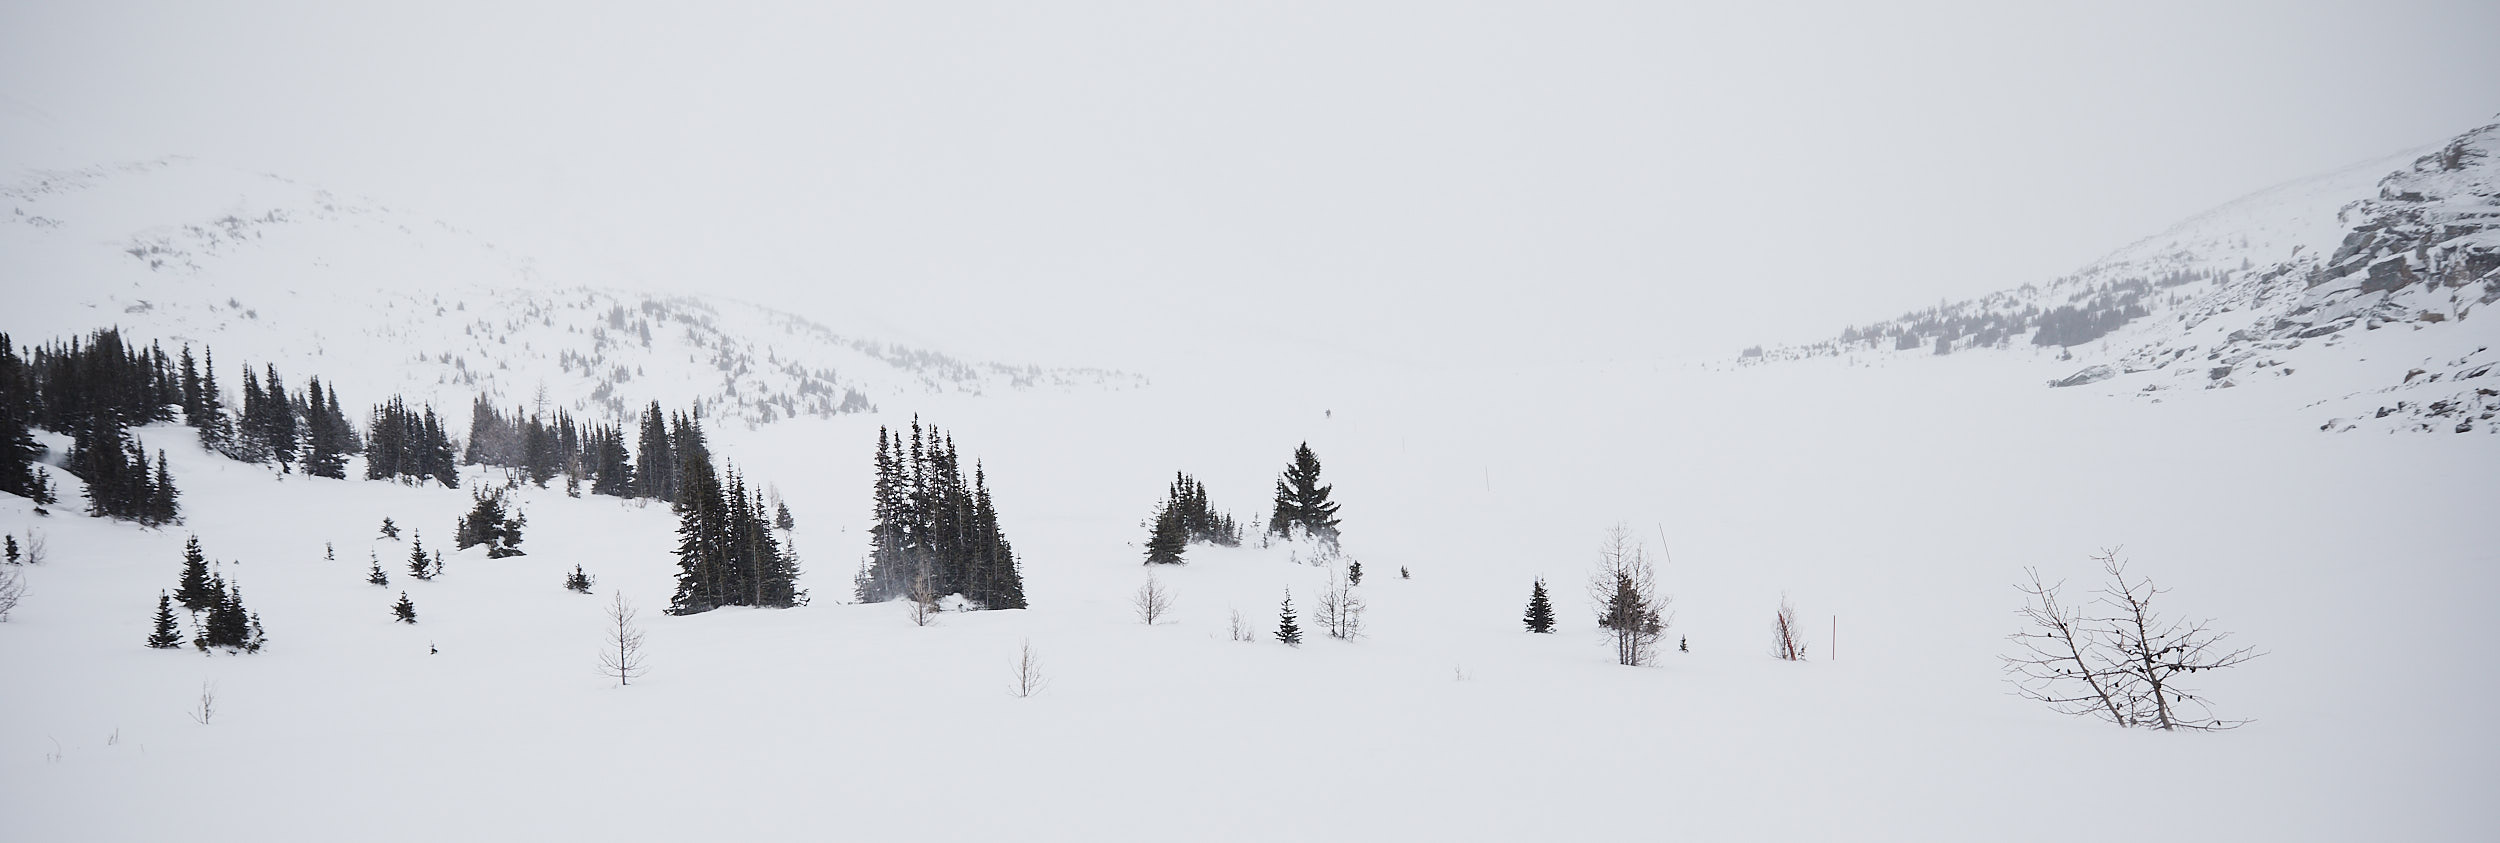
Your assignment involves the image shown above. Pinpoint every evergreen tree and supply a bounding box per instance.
[775,501,795,531]
[367,553,389,586]
[1268,443,1342,544]
[588,424,635,497]
[634,402,675,502]
[407,532,434,580]
[1347,559,1363,586]
[1523,578,1556,633]
[1143,499,1186,565]
[146,592,185,648]
[565,565,594,594]
[299,376,350,478]
[379,517,400,539]
[174,536,217,612]
[1276,590,1302,646]
[4,535,15,565]
[148,450,178,524]
[391,592,417,624]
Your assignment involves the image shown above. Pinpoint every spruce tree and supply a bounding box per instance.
[4,535,15,565]
[1347,559,1363,586]
[1276,590,1302,646]
[367,553,389,586]
[379,517,399,539]
[391,592,417,624]
[1523,578,1556,633]
[407,532,434,580]
[1143,500,1186,565]
[174,536,217,612]
[1268,442,1342,544]
[147,592,185,648]
[634,402,675,502]
[775,501,795,531]
[565,565,594,594]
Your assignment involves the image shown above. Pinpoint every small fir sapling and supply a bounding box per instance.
[565,565,595,594]
[4,535,16,564]
[1348,559,1363,586]
[367,552,389,586]
[379,517,400,539]
[392,592,417,624]
[1523,578,1556,633]
[146,592,184,648]
[407,532,433,580]
[1275,590,1303,646]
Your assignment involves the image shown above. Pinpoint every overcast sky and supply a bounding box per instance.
[5,1,2496,371]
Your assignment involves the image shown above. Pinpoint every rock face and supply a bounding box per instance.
[1746,117,2500,434]
[2048,365,2116,388]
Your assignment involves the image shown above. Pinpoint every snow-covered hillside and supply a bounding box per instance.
[0,155,1142,430]
[4,350,2496,841]
[1747,118,2500,433]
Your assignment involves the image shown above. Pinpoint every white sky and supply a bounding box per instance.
[4,1,2496,371]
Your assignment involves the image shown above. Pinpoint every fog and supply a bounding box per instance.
[4,0,2495,371]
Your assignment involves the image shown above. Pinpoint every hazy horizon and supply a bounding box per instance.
[5,0,2497,372]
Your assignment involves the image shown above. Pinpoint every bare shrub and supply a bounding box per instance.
[905,567,938,627]
[598,592,648,687]
[1133,571,1172,625]
[2005,548,2261,730]
[0,562,22,621]
[186,681,217,725]
[22,529,44,565]
[1315,572,1365,639]
[1771,593,1807,661]
[1013,638,1047,698]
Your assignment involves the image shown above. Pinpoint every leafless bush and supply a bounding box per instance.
[0,564,23,621]
[1133,571,1173,625]
[1315,572,1364,639]
[2005,549,2261,731]
[1229,608,1253,641]
[906,567,938,627]
[0,562,25,621]
[1013,639,1048,698]
[598,592,648,687]
[1589,524,1668,666]
[186,681,217,725]
[22,529,45,566]
[1771,593,1807,661]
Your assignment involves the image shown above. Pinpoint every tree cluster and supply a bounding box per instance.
[166,536,265,652]
[65,415,177,524]
[1589,525,1668,667]
[0,334,56,504]
[464,396,635,496]
[365,397,460,487]
[454,488,527,557]
[855,418,1025,611]
[666,412,804,615]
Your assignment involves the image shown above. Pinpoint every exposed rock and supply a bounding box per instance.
[2048,365,2116,388]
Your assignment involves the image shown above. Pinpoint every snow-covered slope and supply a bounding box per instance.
[4,351,2496,842]
[0,155,1142,428]
[1748,118,2500,433]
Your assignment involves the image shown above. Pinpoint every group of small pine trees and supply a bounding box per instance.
[464,396,634,497]
[666,413,805,615]
[1143,472,1241,565]
[1,330,184,521]
[148,536,266,652]
[365,397,460,487]
[454,489,527,557]
[853,418,1025,611]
